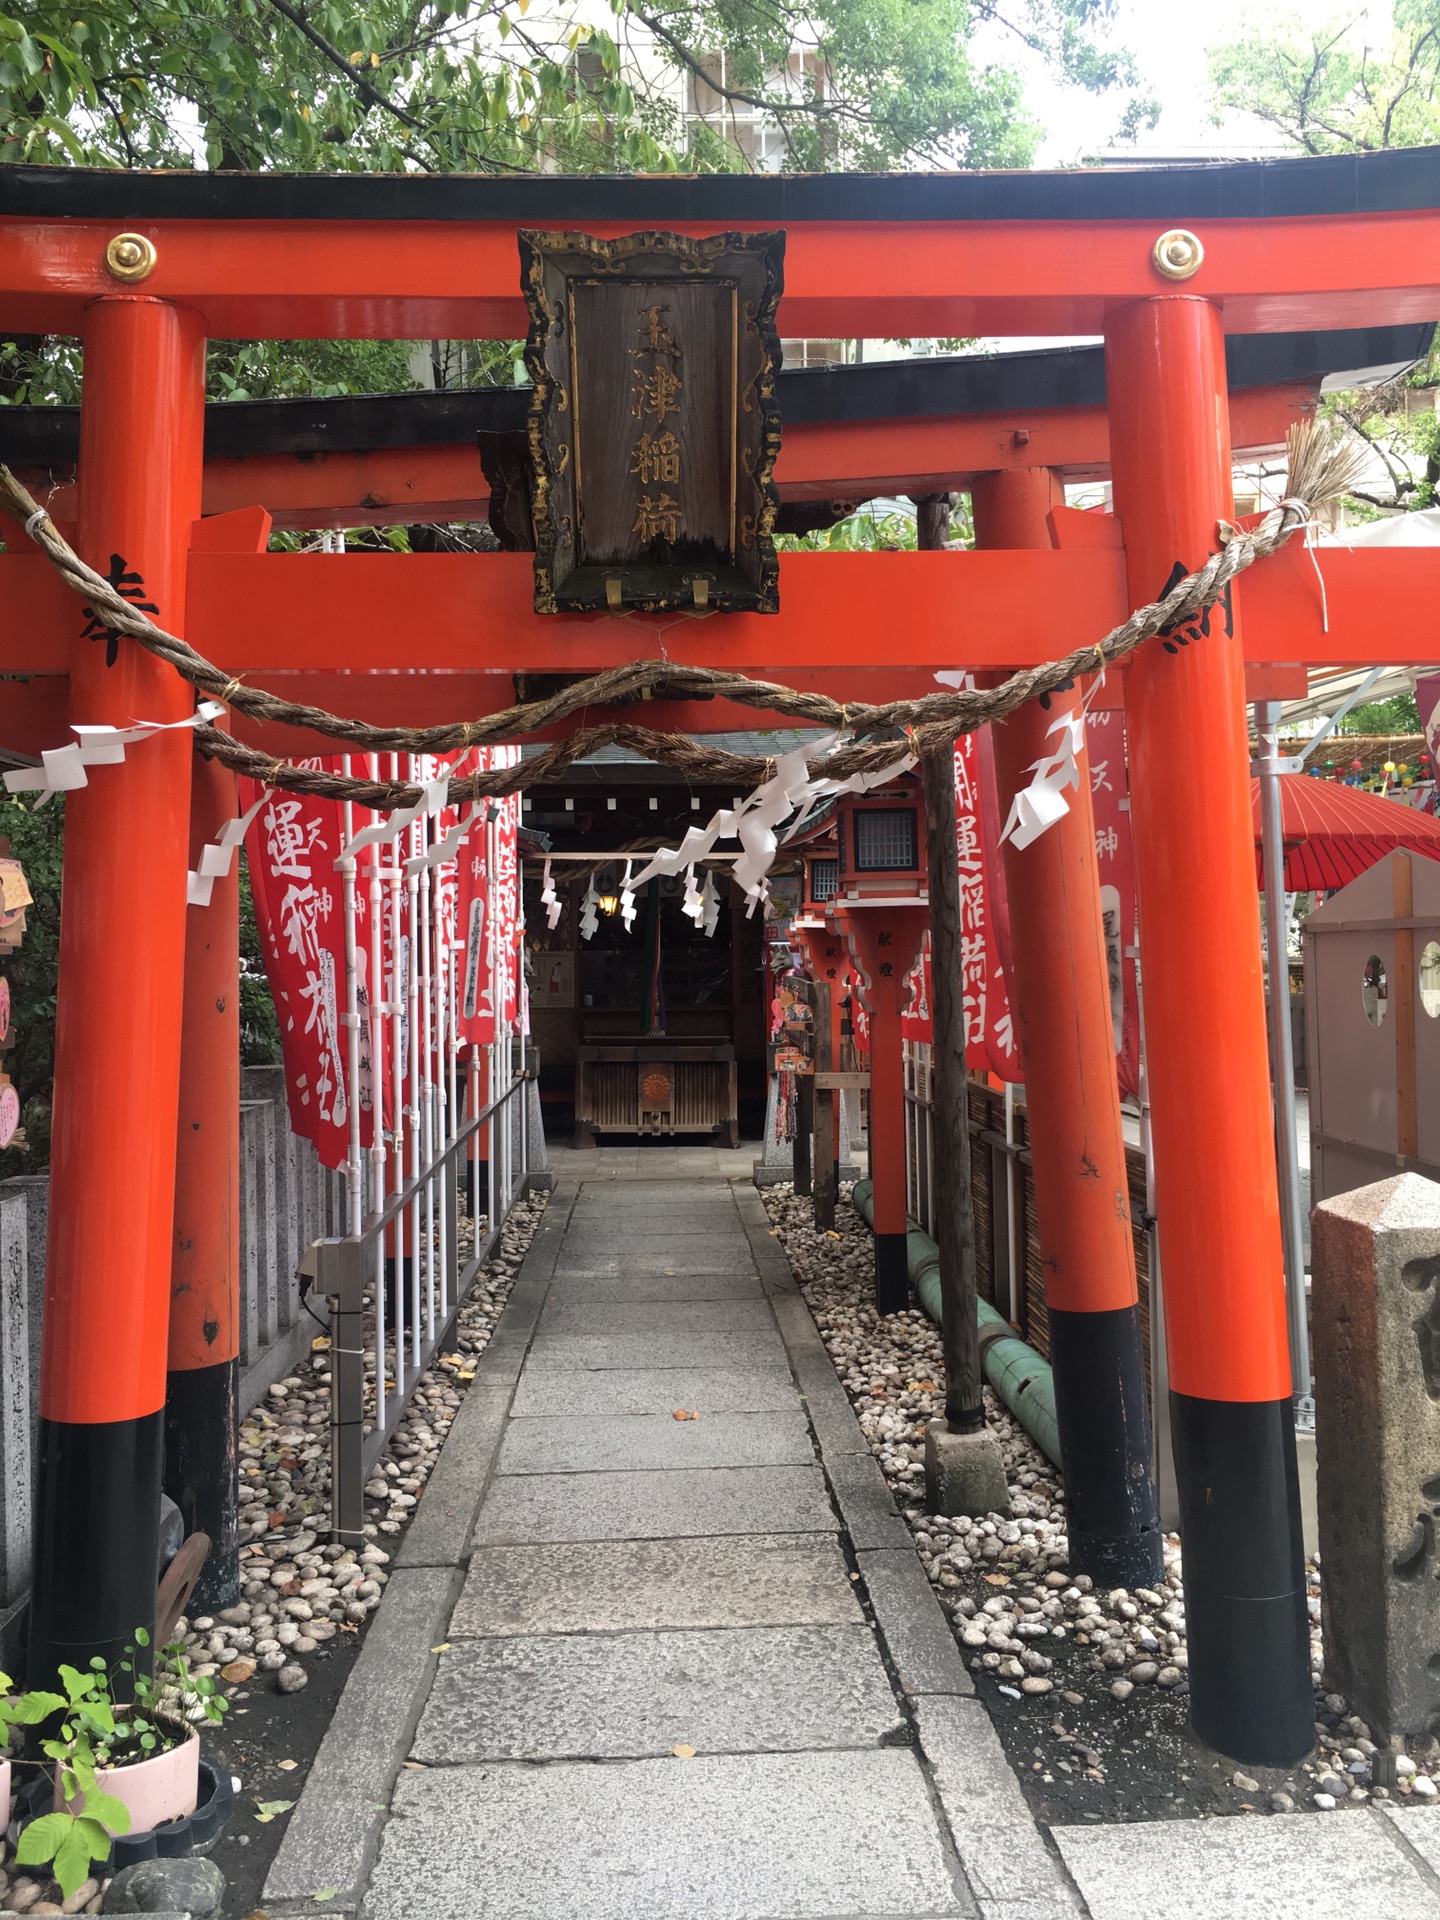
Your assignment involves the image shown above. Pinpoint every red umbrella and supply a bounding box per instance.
[1250,778,1440,890]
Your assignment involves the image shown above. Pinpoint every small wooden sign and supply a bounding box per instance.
[519,228,784,615]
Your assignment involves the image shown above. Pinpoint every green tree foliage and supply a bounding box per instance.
[1318,354,1440,511]
[1336,692,1423,733]
[1209,6,1440,511]
[0,0,1146,1167]
[239,857,282,1066]
[0,793,62,1178]
[1208,3,1440,155]
[0,0,1146,178]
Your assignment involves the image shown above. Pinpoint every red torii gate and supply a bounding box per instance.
[5,150,1440,1768]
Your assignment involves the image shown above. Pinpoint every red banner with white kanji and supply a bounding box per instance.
[492,752,522,1029]
[900,943,931,1041]
[454,746,523,1046]
[242,771,372,1169]
[893,739,1016,1080]
[955,734,1018,1081]
[1083,708,1140,1100]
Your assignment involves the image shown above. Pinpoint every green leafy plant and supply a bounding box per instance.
[3,1632,229,1903]
[2,1663,130,1902]
[100,1629,229,1762]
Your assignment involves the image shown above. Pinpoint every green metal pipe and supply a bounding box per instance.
[850,1178,1062,1468]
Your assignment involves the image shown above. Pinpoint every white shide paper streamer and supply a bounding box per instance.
[4,700,226,805]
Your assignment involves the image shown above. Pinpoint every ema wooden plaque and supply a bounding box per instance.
[519,228,784,615]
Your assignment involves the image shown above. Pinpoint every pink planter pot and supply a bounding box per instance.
[58,1725,199,1834]
[0,1757,11,1833]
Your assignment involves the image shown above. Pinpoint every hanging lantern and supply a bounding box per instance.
[1384,760,1398,774]
[801,844,840,918]
[832,778,928,907]
[1349,759,1364,772]
[792,839,849,987]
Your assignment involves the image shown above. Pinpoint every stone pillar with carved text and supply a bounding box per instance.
[1314,1173,1440,1740]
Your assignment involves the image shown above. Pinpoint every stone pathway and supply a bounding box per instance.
[264,1146,1440,1920]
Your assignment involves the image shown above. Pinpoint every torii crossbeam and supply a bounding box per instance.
[6,149,1440,1771]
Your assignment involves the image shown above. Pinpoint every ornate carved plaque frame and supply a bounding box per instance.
[519,228,784,615]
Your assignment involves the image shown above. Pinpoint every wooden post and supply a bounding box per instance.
[793,1076,814,1197]
[812,978,836,1232]
[919,746,985,1433]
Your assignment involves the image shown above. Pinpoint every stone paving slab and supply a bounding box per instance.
[451,1534,863,1636]
[474,1462,836,1542]
[1380,1802,1440,1876]
[1053,1809,1438,1920]
[364,1750,973,1920]
[510,1364,803,1417]
[413,1622,901,1759]
[558,1220,744,1241]
[394,1379,514,1568]
[263,1565,458,1907]
[857,1550,974,1698]
[914,1698,1085,1919]
[545,1269,765,1303]
[826,1446,914,1550]
[567,1190,742,1211]
[554,1239,754,1275]
[769,1291,873,1455]
[537,1296,778,1335]
[525,1328,788,1371]
[496,1408,815,1475]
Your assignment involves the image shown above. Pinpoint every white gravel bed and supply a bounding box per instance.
[2,1197,549,1913]
[762,1181,1440,1813]
[177,1191,549,1688]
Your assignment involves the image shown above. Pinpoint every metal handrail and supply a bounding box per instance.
[317,1068,531,1544]
[360,1071,531,1239]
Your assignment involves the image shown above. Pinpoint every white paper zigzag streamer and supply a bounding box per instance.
[4,700,226,805]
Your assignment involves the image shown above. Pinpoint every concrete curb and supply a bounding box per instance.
[730,1179,1087,1920]
[261,1182,577,1913]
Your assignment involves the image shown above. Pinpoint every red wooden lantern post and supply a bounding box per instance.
[793,844,849,1208]
[828,783,929,1315]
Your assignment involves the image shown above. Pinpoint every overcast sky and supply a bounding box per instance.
[976,0,1384,166]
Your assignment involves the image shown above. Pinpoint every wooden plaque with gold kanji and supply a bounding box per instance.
[519,228,784,615]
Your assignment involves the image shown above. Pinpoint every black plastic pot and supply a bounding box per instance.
[12,1749,234,1872]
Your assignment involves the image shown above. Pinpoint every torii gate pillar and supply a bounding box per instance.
[1105,296,1311,1765]
[973,467,1162,1590]
[30,297,205,1684]
[167,746,242,1611]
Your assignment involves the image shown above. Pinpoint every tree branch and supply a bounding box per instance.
[629,6,875,124]
[263,0,427,129]
[261,0,545,173]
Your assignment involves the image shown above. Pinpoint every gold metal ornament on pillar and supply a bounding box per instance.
[1150,229,1204,281]
[104,233,158,283]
